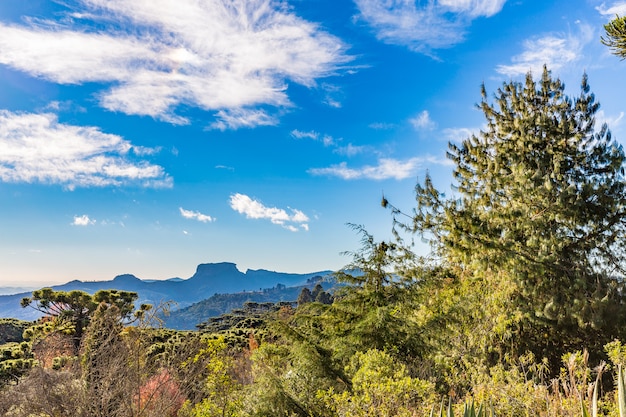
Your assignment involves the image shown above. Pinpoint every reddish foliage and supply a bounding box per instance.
[134,369,186,417]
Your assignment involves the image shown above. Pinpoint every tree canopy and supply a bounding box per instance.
[387,66,626,368]
[21,288,149,352]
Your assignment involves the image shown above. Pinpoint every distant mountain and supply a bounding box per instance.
[0,287,37,296]
[162,275,335,330]
[0,262,334,321]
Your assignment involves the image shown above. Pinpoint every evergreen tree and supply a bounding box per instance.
[301,225,422,364]
[602,14,626,59]
[297,288,313,306]
[388,67,626,369]
[314,290,333,305]
[21,288,149,353]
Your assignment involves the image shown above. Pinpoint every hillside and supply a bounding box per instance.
[162,276,335,330]
[0,262,334,321]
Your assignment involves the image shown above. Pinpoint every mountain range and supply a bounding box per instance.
[0,262,334,322]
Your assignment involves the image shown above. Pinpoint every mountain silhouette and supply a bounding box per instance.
[0,262,333,322]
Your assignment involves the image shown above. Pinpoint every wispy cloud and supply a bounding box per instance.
[410,110,437,130]
[596,109,625,131]
[72,214,95,226]
[229,193,309,232]
[321,83,344,108]
[309,157,425,180]
[215,165,235,172]
[291,129,320,140]
[209,108,279,131]
[353,0,507,54]
[179,207,214,223]
[334,143,368,157]
[291,128,368,156]
[0,0,350,128]
[291,129,339,147]
[131,145,162,156]
[0,110,171,189]
[442,127,478,143]
[496,23,593,77]
[369,122,396,130]
[597,2,626,17]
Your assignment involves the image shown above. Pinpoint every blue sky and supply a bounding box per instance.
[1,0,626,286]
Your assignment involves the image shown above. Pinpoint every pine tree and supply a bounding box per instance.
[389,67,626,368]
[602,14,626,59]
[297,288,313,306]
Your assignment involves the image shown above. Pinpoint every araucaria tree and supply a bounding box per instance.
[21,288,148,353]
[390,67,626,369]
[602,14,626,59]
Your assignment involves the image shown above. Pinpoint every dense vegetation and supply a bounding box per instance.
[3,66,626,416]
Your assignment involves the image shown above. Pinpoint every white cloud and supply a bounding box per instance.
[369,122,395,130]
[72,214,95,226]
[438,0,506,16]
[597,2,626,17]
[596,110,625,130]
[0,0,350,127]
[291,129,338,147]
[322,135,337,147]
[229,193,309,232]
[443,127,478,143]
[215,165,235,171]
[290,129,320,140]
[410,110,437,130]
[353,0,506,53]
[209,108,279,131]
[496,24,593,77]
[131,145,162,156]
[292,127,369,157]
[309,158,422,180]
[334,143,368,156]
[179,207,214,223]
[0,110,171,189]
[321,83,344,108]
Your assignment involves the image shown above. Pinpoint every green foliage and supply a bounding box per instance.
[242,339,341,417]
[606,340,626,368]
[21,288,150,354]
[197,300,296,347]
[387,67,626,374]
[318,349,435,417]
[0,319,31,344]
[0,342,35,385]
[428,399,495,417]
[183,337,243,417]
[297,226,424,365]
[602,14,626,59]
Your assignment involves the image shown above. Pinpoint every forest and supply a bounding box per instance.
[0,16,626,417]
